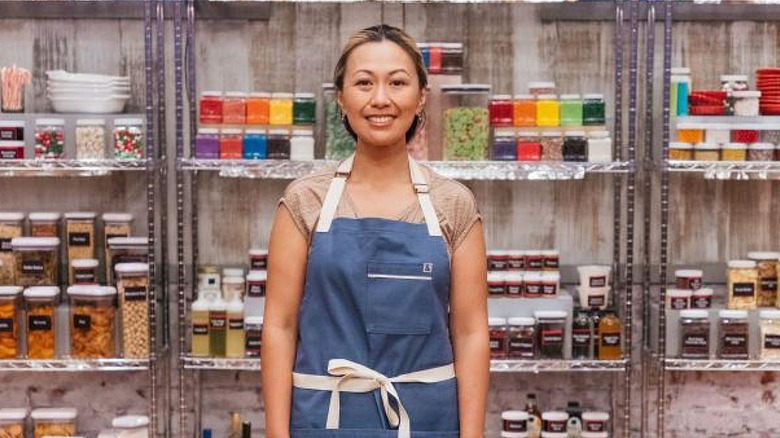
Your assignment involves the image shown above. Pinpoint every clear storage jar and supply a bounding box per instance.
[219,128,243,159]
[441,84,491,161]
[727,260,758,310]
[559,94,583,126]
[489,317,508,359]
[199,91,223,124]
[669,142,693,161]
[293,92,316,126]
[29,212,61,238]
[748,251,780,308]
[507,317,536,359]
[679,309,710,359]
[732,90,761,117]
[489,95,514,127]
[540,131,563,161]
[666,288,692,310]
[0,408,26,438]
[582,94,606,125]
[68,285,117,359]
[267,129,292,159]
[0,120,24,141]
[747,143,775,162]
[246,92,270,125]
[116,263,150,359]
[492,129,517,161]
[587,131,612,162]
[248,248,268,270]
[243,129,267,160]
[517,131,541,161]
[76,118,106,159]
[536,94,560,127]
[721,143,747,161]
[675,269,703,290]
[694,143,719,161]
[692,287,713,309]
[718,310,749,360]
[0,140,24,159]
[290,128,315,161]
[65,211,96,262]
[0,286,22,359]
[535,310,566,359]
[112,415,149,438]
[106,237,148,285]
[194,128,220,159]
[223,92,247,125]
[24,286,59,359]
[323,83,356,160]
[0,212,24,285]
[759,309,780,360]
[563,131,587,162]
[513,94,536,127]
[441,43,464,75]
[103,213,134,257]
[31,407,77,438]
[34,118,65,159]
[70,258,99,285]
[12,237,60,286]
[269,92,294,126]
[113,118,144,160]
[487,272,506,296]
[222,275,245,302]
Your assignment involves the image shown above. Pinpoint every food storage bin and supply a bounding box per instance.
[441,84,490,161]
[245,316,263,358]
[0,408,27,438]
[12,237,60,286]
[75,118,106,159]
[535,310,567,359]
[693,143,719,161]
[24,286,59,359]
[747,251,779,307]
[323,83,355,160]
[680,309,710,359]
[0,140,24,159]
[0,120,24,141]
[721,143,747,161]
[31,407,77,438]
[67,285,117,358]
[732,129,759,144]
[727,260,758,310]
[542,411,569,433]
[675,269,703,290]
[563,131,587,162]
[199,91,223,124]
[507,317,536,359]
[488,317,507,359]
[222,92,247,125]
[112,415,149,438]
[540,131,563,161]
[732,90,761,117]
[517,131,541,161]
[491,129,516,161]
[266,129,291,159]
[116,263,150,359]
[242,129,267,159]
[587,131,612,162]
[70,258,98,285]
[759,309,780,360]
[536,94,560,127]
[692,287,713,309]
[528,82,555,97]
[583,94,606,125]
[290,128,315,161]
[194,128,220,159]
[219,128,243,159]
[103,213,134,257]
[246,92,270,125]
[513,94,536,127]
[0,286,22,359]
[748,143,775,161]
[106,237,148,285]
[34,118,65,159]
[441,43,464,75]
[718,310,749,360]
[560,94,583,126]
[489,95,514,127]
[669,142,694,161]
[29,212,61,238]
[293,92,316,126]
[113,118,144,160]
[65,212,96,262]
[0,212,24,285]
[269,92,294,126]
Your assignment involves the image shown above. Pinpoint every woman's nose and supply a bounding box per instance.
[370,84,391,107]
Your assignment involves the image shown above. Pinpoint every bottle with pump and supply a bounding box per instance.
[566,401,584,438]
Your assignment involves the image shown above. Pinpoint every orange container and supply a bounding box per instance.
[513,94,536,127]
[677,129,704,143]
[247,92,271,125]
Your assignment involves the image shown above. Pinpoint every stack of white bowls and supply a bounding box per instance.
[46,70,131,114]
[576,265,612,310]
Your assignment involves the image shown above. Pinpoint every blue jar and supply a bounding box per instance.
[243,129,267,159]
[491,130,517,161]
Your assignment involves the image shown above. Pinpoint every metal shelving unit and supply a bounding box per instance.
[0,359,150,372]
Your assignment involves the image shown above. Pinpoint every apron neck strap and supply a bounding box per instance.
[315,154,442,237]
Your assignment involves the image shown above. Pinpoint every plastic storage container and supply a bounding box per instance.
[293,93,316,126]
[528,82,555,97]
[116,263,150,359]
[103,213,134,256]
[535,310,567,359]
[112,415,150,438]
[759,309,780,360]
[245,316,263,358]
[563,131,587,162]
[441,84,491,161]
[113,118,144,160]
[246,92,271,125]
[721,143,747,161]
[489,317,508,359]
[694,143,719,161]
[513,94,536,127]
[540,131,563,161]
[0,408,27,438]
[65,212,97,262]
[748,143,775,161]
[194,128,220,159]
[727,260,758,310]
[106,237,148,285]
[675,269,703,290]
[748,251,780,307]
[582,94,606,125]
[24,286,59,359]
[70,258,99,285]
[502,410,529,435]
[0,286,22,359]
[34,118,65,159]
[11,237,60,286]
[680,309,710,359]
[669,142,693,161]
[76,118,106,159]
[242,129,267,160]
[29,212,61,238]
[199,91,223,124]
[559,94,583,126]
[248,248,268,270]
[0,120,24,141]
[441,43,464,75]
[587,131,612,162]
[492,130,517,161]
[0,140,24,159]
[219,128,243,159]
[290,128,315,161]
[733,90,761,117]
[31,407,77,438]
[0,212,24,284]
[68,285,117,358]
[267,129,291,159]
[717,310,749,360]
[222,92,247,125]
[517,131,541,161]
[507,317,536,359]
[269,92,294,126]
[536,94,560,127]
[489,95,514,127]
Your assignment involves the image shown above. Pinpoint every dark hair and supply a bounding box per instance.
[333,24,428,143]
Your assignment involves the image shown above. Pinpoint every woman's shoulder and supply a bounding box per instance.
[282,165,337,204]
[421,165,482,252]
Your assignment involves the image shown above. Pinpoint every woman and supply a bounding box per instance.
[262,25,489,438]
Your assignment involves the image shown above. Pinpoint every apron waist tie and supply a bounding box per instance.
[293,359,455,438]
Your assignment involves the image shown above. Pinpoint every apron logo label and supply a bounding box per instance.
[423,263,433,273]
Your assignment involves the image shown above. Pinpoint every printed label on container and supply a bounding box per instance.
[723,334,747,348]
[209,312,227,331]
[542,329,564,346]
[0,148,22,159]
[193,324,209,335]
[489,336,507,352]
[601,333,621,347]
[733,282,755,298]
[69,232,92,247]
[74,268,96,284]
[761,278,778,292]
[572,328,591,347]
[0,318,13,332]
[250,258,267,270]
[228,319,244,330]
[503,419,528,433]
[683,334,708,348]
[670,296,689,309]
[488,284,506,295]
[508,337,535,358]
[123,286,147,301]
[692,296,712,309]
[544,420,567,433]
[525,284,542,297]
[586,421,607,433]
[22,259,44,275]
[542,284,557,296]
[28,315,51,331]
[588,295,606,308]
[508,258,524,270]
[526,257,544,270]
[246,333,262,356]
[247,281,266,298]
[764,335,780,349]
[544,258,559,269]
[73,314,91,330]
[106,233,128,243]
[678,276,702,290]
[0,238,11,252]
[0,130,16,140]
[506,283,523,295]
[590,276,607,288]
[488,258,508,271]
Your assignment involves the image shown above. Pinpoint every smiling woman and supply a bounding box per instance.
[262,24,489,438]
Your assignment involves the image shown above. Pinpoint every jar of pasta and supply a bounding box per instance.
[759,309,780,360]
[0,286,22,359]
[0,212,24,285]
[727,260,758,310]
[29,212,61,238]
[747,251,779,308]
[67,285,117,358]
[24,286,59,359]
[12,237,60,286]
[116,263,150,359]
[0,408,26,438]
[64,212,97,262]
[31,407,77,438]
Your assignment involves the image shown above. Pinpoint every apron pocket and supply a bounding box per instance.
[366,261,435,335]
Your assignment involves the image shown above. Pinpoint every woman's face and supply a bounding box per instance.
[338,40,426,150]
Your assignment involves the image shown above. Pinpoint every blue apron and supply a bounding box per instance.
[290,155,459,438]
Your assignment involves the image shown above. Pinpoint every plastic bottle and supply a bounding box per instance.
[191,295,211,357]
[226,298,245,358]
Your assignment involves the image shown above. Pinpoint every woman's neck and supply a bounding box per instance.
[349,143,410,187]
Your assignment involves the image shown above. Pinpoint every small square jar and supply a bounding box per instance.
[24,286,59,359]
[721,143,747,161]
[102,213,134,258]
[0,286,22,359]
[31,407,77,438]
[64,212,97,263]
[669,142,694,161]
[11,237,60,286]
[747,143,775,161]
[28,212,61,238]
[67,285,117,359]
[693,143,719,161]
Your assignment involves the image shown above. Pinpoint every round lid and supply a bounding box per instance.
[679,309,709,319]
[115,263,149,274]
[246,270,268,281]
[488,250,511,256]
[0,120,25,128]
[692,287,713,296]
[582,411,610,421]
[441,84,491,93]
[0,408,27,421]
[223,268,244,277]
[671,67,691,75]
[76,118,106,126]
[30,407,78,420]
[720,74,748,82]
[114,118,144,126]
[541,131,562,137]
[248,248,268,256]
[0,286,22,296]
[488,317,507,326]
[588,130,610,138]
[108,237,148,246]
[29,212,61,221]
[667,288,693,298]
[732,90,761,98]
[67,285,117,297]
[249,91,271,98]
[719,309,748,319]
[244,129,266,135]
[533,310,567,319]
[102,213,134,223]
[245,316,264,325]
[670,142,693,150]
[722,143,747,150]
[501,410,530,421]
[523,272,544,281]
[749,143,775,150]
[292,128,314,136]
[222,276,245,285]
[514,94,534,100]
[541,272,560,280]
[0,212,24,221]
[0,140,24,147]
[728,260,757,269]
[220,128,243,135]
[527,81,556,89]
[416,42,430,48]
[225,91,248,98]
[11,237,60,248]
[487,272,506,281]
[36,118,65,125]
[541,411,569,421]
[565,131,586,137]
[112,415,149,428]
[675,269,703,277]
[71,258,99,268]
[294,92,316,99]
[537,94,558,100]
[583,93,604,100]
[24,286,60,299]
[560,94,581,100]
[64,211,96,220]
[581,433,609,438]
[322,83,336,92]
[198,128,219,136]
[270,92,294,99]
[759,309,780,319]
[491,94,513,100]
[748,251,780,260]
[268,129,290,135]
[541,434,568,438]
[201,91,223,97]
[694,143,719,151]
[507,317,535,326]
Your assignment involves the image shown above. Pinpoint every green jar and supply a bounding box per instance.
[560,94,583,127]
[583,94,606,126]
[293,92,316,126]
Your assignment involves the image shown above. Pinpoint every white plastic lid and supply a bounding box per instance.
[527,82,556,89]
[565,131,586,137]
[24,286,60,299]
[504,272,523,282]
[501,432,529,438]
[64,212,96,220]
[209,297,227,311]
[523,273,544,282]
[749,143,775,150]
[581,433,608,438]
[694,143,719,151]
[102,213,134,223]
[98,430,117,438]
[514,94,534,100]
[541,272,561,281]
[518,131,540,137]
[0,120,25,128]
[588,131,610,138]
[680,309,709,319]
[488,317,507,326]
[36,118,65,126]
[0,408,27,421]
[0,286,22,296]
[112,415,149,428]
[719,309,748,319]
[249,248,268,256]
[0,141,24,148]
[502,410,530,421]
[246,270,267,281]
[30,407,77,420]
[748,251,780,260]
[675,269,703,277]
[11,237,60,248]
[292,128,314,137]
[71,258,99,268]
[720,74,748,82]
[582,411,610,421]
[541,411,569,421]
[533,310,567,319]
[198,128,219,135]
[670,142,693,150]
[223,268,244,278]
[541,131,563,137]
[192,295,211,311]
[270,92,294,99]
[488,250,511,257]
[114,118,144,126]
[487,272,506,282]
[29,212,61,222]
[541,434,567,438]
[583,93,604,100]
[0,212,24,221]
[225,91,248,98]
[728,260,757,269]
[294,92,316,99]
[491,94,513,100]
[560,94,581,100]
[759,309,780,319]
[671,67,691,75]
[76,118,106,126]
[494,130,515,138]
[245,316,264,325]
[732,90,761,98]
[249,91,271,98]
[268,129,290,136]
[108,237,148,247]
[537,94,558,100]
[442,42,463,49]
[692,287,713,297]
[67,285,117,297]
[221,128,243,135]
[201,91,223,97]
[722,143,747,150]
[244,129,266,135]
[507,317,535,326]
[115,263,149,275]
[222,276,245,285]
[667,289,692,298]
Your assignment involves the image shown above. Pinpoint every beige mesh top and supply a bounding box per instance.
[279,164,481,256]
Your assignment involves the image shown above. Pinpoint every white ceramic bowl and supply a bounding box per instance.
[49,95,130,114]
[48,82,131,92]
[46,69,129,82]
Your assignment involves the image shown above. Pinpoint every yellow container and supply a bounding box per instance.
[536,94,560,127]
[269,92,293,126]
[721,143,747,161]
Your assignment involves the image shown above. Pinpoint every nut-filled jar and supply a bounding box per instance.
[113,118,145,160]
[0,212,24,285]
[679,309,710,359]
[748,251,779,307]
[759,309,780,360]
[29,212,61,238]
[75,118,107,159]
[116,263,150,359]
[535,310,566,359]
[67,285,117,358]
[24,286,59,359]
[12,237,60,286]
[669,142,694,161]
[245,316,263,358]
[70,258,98,285]
[0,408,26,438]
[31,407,77,438]
[0,286,22,359]
[540,132,563,161]
[675,269,703,290]
[507,317,536,359]
[747,143,775,162]
[65,212,96,262]
[106,237,148,285]
[717,310,749,360]
[488,317,508,359]
[102,213,134,257]
[441,84,491,161]
[727,260,758,310]
[34,118,65,159]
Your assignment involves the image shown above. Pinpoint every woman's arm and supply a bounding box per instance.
[449,220,489,438]
[262,205,309,438]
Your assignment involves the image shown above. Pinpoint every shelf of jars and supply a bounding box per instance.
[0,159,149,177]
[663,358,780,372]
[0,358,149,372]
[665,160,780,180]
[177,158,633,181]
[676,115,780,130]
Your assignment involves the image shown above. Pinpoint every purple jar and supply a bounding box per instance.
[194,128,220,159]
[492,130,517,161]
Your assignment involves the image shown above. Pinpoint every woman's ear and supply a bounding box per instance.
[336,90,345,115]
[417,85,429,114]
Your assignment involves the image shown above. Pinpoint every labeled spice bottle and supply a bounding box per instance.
[0,286,22,359]
[12,237,60,286]
[34,119,65,159]
[0,120,24,141]
[507,250,525,271]
[598,311,621,360]
[526,251,544,270]
[563,131,587,162]
[113,118,145,160]
[0,408,26,438]
[102,213,134,257]
[535,310,566,359]
[747,251,779,307]
[70,258,98,285]
[492,130,517,161]
[680,309,710,359]
[293,93,316,126]
[115,263,150,359]
[194,128,220,159]
[31,407,77,438]
[0,141,24,159]
[267,129,291,159]
[507,317,536,359]
[24,286,59,359]
[441,43,464,74]
[505,272,523,296]
[721,143,747,161]
[290,128,315,161]
[732,90,761,117]
[489,317,508,359]
[542,250,559,268]
[68,285,117,358]
[514,95,536,127]
[190,295,210,357]
[528,82,556,97]
[502,410,529,435]
[65,212,96,262]
[718,310,749,360]
[29,212,60,238]
[536,95,560,127]
[675,269,703,290]
[540,132,563,161]
[487,272,506,296]
[323,83,356,160]
[243,129,267,160]
[666,289,692,310]
[246,92,271,125]
[582,94,606,125]
[248,248,268,270]
[677,128,703,144]
[524,273,543,298]
[571,310,592,359]
[587,131,612,162]
[692,287,713,309]
[488,250,509,270]
[727,260,758,310]
[560,94,583,126]
[223,92,247,125]
[269,92,294,126]
[245,316,263,358]
[517,131,542,161]
[0,212,24,284]
[106,237,148,286]
[759,309,780,360]
[541,272,560,297]
[75,119,106,159]
[209,297,227,357]
[694,143,719,161]
[199,91,224,124]
[542,412,569,434]
[226,297,245,358]
[489,95,514,127]
[219,128,243,159]
[732,129,759,144]
[669,142,694,161]
[582,412,609,434]
[747,143,775,162]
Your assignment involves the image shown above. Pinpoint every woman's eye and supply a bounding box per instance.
[390,80,408,87]
[355,79,372,87]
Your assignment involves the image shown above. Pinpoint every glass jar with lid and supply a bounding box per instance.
[727,260,758,310]
[243,129,267,160]
[106,237,148,285]
[535,310,566,359]
[0,212,24,284]
[517,131,541,161]
[489,95,514,127]
[219,128,243,159]
[759,309,780,360]
[290,128,315,161]
[582,94,606,125]
[721,143,748,161]
[34,118,65,159]
[112,415,149,438]
[560,94,583,126]
[31,407,77,438]
[692,287,713,309]
[113,118,145,160]
[513,94,536,127]
[717,309,749,360]
[732,90,761,117]
[488,317,508,359]
[12,237,60,286]
[246,92,271,125]
[267,129,292,159]
[323,83,356,160]
[116,262,150,359]
[0,408,26,438]
[492,129,516,161]
[679,309,710,359]
[747,143,775,161]
[293,93,316,126]
[29,212,61,238]
[223,92,247,125]
[194,128,220,159]
[24,286,59,359]
[536,94,560,127]
[669,142,694,161]
[563,131,587,162]
[587,131,612,162]
[199,91,223,124]
[747,251,779,308]
[441,84,491,161]
[507,317,536,359]
[0,286,22,359]
[76,118,106,159]
[68,285,117,358]
[269,92,294,126]
[693,143,719,161]
[540,131,564,161]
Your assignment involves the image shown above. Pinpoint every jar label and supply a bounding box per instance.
[541,329,564,345]
[124,286,148,301]
[69,232,91,247]
[489,336,507,352]
[488,284,506,295]
[733,282,755,298]
[488,259,508,271]
[677,276,702,290]
[692,296,712,309]
[544,258,559,269]
[228,318,244,330]
[572,328,591,347]
[601,333,621,347]
[74,268,96,284]
[22,259,44,275]
[248,281,266,298]
[683,334,708,348]
[670,296,689,309]
[508,258,524,270]
[106,233,128,243]
[525,284,543,297]
[527,257,544,270]
[542,284,557,296]
[761,278,778,292]
[73,314,91,330]
[246,332,262,357]
[503,419,528,433]
[585,420,607,432]
[0,129,16,140]
[0,238,11,252]
[723,334,747,348]
[508,336,535,358]
[764,335,780,349]
[506,283,523,295]
[0,318,13,332]
[588,295,606,308]
[28,315,52,331]
[590,276,607,288]
[0,148,21,159]
[544,419,567,433]
[209,312,226,331]
[193,324,209,335]
[250,257,267,270]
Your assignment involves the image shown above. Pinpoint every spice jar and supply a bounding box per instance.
[290,128,315,161]
[560,94,583,126]
[693,143,719,161]
[598,311,622,360]
[194,128,220,159]
[488,250,509,271]
[718,310,749,360]
[492,130,517,161]
[12,237,60,286]
[489,317,508,359]
[692,287,713,309]
[541,250,559,270]
[582,94,606,125]
[222,275,245,301]
[502,410,529,435]
[0,140,24,159]
[489,95,514,127]
[517,131,541,161]
[733,90,761,117]
[0,286,22,359]
[705,128,730,145]
[70,258,98,285]
[542,412,569,433]
[677,129,704,144]
[267,129,291,159]
[0,408,26,438]
[535,310,566,359]
[587,131,612,162]
[112,415,149,438]
[507,250,525,271]
[223,92,247,125]
[563,131,587,162]
[246,92,271,125]
[116,262,150,359]
[269,92,294,126]
[323,83,356,160]
[0,212,24,285]
[748,251,779,307]
[747,143,775,161]
[679,309,710,359]
[219,128,243,159]
[65,212,96,262]
[669,142,694,161]
[190,295,210,357]
[29,212,60,238]
[528,82,556,97]
[582,412,609,434]
[245,316,263,358]
[0,120,24,141]
[199,91,223,124]
[727,260,758,310]
[113,118,145,160]
[31,407,77,438]
[75,118,106,159]
[248,248,268,270]
[675,269,703,290]
[103,213,134,256]
[24,286,59,359]
[732,130,759,144]
[487,272,506,296]
[541,272,560,297]
[243,129,267,160]
[505,272,523,296]
[666,288,692,310]
[34,118,65,159]
[514,95,536,127]
[507,317,536,359]
[441,84,491,161]
[106,237,148,285]
[441,43,464,74]
[540,131,563,161]
[721,143,747,161]
[759,309,780,360]
[526,251,544,271]
[523,273,543,299]
[536,94,560,127]
[68,285,117,358]
[293,93,316,126]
